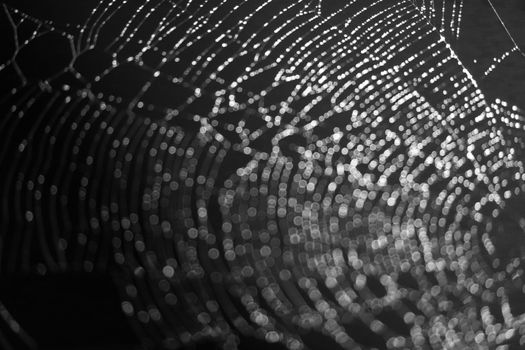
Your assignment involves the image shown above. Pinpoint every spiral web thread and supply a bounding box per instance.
[0,1,525,349]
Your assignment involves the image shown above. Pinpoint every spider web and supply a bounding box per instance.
[0,1,525,349]
[414,0,525,107]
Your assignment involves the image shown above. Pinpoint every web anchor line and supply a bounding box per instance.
[486,0,525,58]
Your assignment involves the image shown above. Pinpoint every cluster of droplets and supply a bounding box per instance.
[1,1,525,350]
[413,0,464,39]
